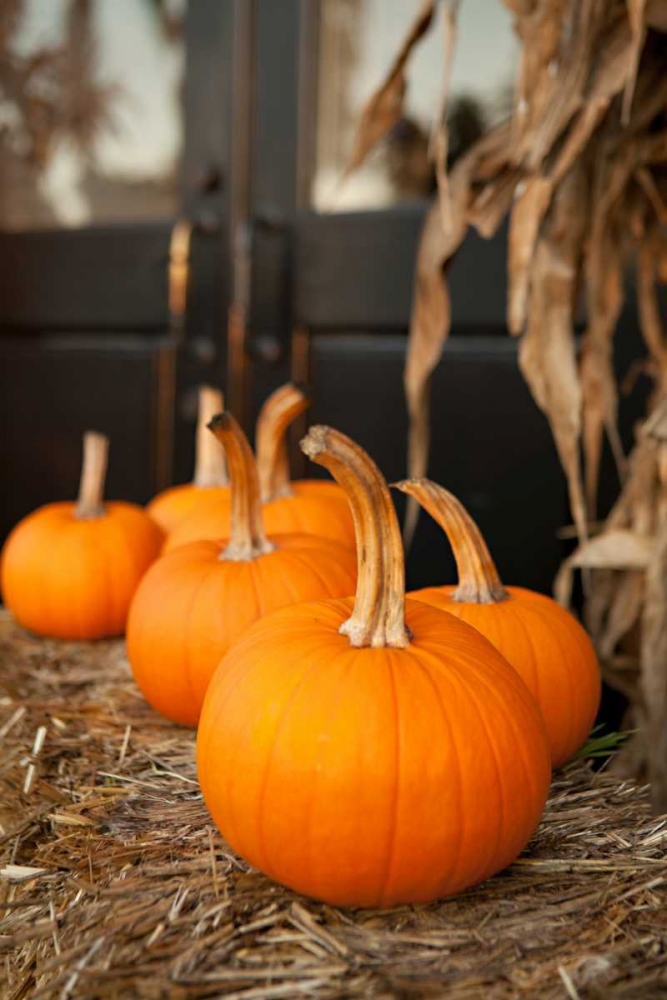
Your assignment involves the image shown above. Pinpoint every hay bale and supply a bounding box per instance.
[1,609,665,998]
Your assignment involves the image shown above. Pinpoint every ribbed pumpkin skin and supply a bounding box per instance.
[147,484,229,535]
[197,597,551,908]
[411,585,601,768]
[163,480,354,554]
[1,502,163,640]
[127,534,357,727]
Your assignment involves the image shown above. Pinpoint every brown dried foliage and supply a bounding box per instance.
[2,612,667,998]
[346,0,667,810]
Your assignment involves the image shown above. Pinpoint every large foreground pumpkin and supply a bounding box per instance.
[396,479,601,768]
[147,385,228,534]
[164,383,354,552]
[198,427,551,908]
[127,413,356,726]
[2,432,163,639]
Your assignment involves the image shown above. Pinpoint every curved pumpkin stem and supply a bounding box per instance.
[256,383,310,502]
[193,386,228,487]
[301,426,410,648]
[75,431,108,519]
[208,414,274,562]
[394,479,509,604]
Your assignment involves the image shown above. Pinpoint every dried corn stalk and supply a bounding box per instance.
[346,0,667,808]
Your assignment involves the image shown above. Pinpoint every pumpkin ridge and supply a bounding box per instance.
[53,516,87,637]
[198,638,286,844]
[414,637,507,888]
[406,643,467,896]
[464,655,549,863]
[182,559,223,716]
[444,653,508,885]
[506,598,543,710]
[91,513,124,635]
[420,633,548,877]
[10,514,48,633]
[301,644,357,900]
[253,640,341,878]
[376,650,402,906]
[33,515,62,636]
[244,553,268,619]
[517,596,578,759]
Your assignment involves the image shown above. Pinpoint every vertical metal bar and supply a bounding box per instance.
[290,1,320,473]
[226,0,256,429]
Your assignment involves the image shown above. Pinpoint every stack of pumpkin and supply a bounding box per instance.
[0,383,601,907]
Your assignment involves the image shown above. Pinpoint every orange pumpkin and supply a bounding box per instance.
[127,412,357,727]
[197,427,551,908]
[147,386,228,533]
[164,383,354,552]
[1,432,163,640]
[396,479,601,768]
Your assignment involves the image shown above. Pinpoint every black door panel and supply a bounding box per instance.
[307,334,566,594]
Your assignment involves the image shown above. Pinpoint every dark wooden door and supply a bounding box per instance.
[1,0,644,597]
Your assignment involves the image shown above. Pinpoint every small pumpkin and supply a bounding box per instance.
[1,432,163,640]
[147,385,228,533]
[164,383,354,552]
[197,427,551,908]
[127,412,357,727]
[395,479,601,768]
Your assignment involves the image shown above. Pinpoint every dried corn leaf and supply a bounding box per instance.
[468,169,523,238]
[646,0,667,29]
[579,136,642,515]
[637,238,667,394]
[623,0,647,124]
[502,0,538,15]
[404,124,513,543]
[518,167,588,543]
[430,0,460,234]
[511,0,569,159]
[644,395,667,440]
[580,234,625,517]
[519,0,603,171]
[585,568,618,641]
[641,498,667,813]
[607,432,658,535]
[585,433,657,641]
[626,65,667,138]
[507,176,553,335]
[599,570,645,659]
[343,0,436,178]
[636,169,667,226]
[549,17,633,185]
[554,529,652,606]
[403,205,459,545]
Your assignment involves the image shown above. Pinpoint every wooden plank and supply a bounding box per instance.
[0,225,173,332]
